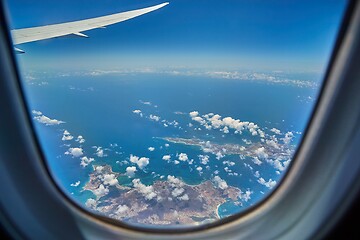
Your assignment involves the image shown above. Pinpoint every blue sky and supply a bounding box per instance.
[5,0,347,71]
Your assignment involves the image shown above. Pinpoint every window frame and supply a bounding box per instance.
[0,1,360,239]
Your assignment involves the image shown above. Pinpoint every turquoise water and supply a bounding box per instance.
[22,72,319,216]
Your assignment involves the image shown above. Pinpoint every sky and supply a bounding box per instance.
[5,0,348,72]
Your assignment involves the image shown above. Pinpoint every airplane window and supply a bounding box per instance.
[5,0,347,228]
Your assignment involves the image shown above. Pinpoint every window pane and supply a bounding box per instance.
[5,0,347,228]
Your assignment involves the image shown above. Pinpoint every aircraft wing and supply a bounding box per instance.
[10,2,169,46]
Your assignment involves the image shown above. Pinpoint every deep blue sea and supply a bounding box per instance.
[22,72,319,219]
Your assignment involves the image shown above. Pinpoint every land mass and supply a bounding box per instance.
[84,164,241,225]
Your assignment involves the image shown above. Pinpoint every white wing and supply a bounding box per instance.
[11,2,169,45]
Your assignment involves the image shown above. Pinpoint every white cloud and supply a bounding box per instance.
[189,111,199,118]
[149,114,160,122]
[93,184,109,198]
[70,181,80,187]
[270,128,281,135]
[85,198,97,208]
[178,153,188,161]
[240,190,252,202]
[178,194,189,201]
[76,135,85,144]
[254,171,260,178]
[162,155,171,161]
[252,157,263,165]
[148,147,155,152]
[32,110,42,115]
[196,166,203,172]
[102,174,118,186]
[80,156,94,167]
[62,130,74,141]
[199,155,210,165]
[282,131,294,144]
[125,166,137,178]
[65,147,84,158]
[133,109,143,117]
[258,177,277,189]
[132,179,157,200]
[174,160,180,165]
[129,155,150,170]
[167,175,184,188]
[116,205,129,215]
[171,187,185,197]
[34,114,65,125]
[213,176,228,190]
[255,147,268,159]
[95,147,105,157]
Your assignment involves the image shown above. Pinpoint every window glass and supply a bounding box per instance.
[5,0,347,228]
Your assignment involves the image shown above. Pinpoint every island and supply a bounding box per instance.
[83,164,241,225]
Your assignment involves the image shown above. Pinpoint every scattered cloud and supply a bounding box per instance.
[62,130,74,141]
[125,166,137,178]
[34,114,65,125]
[65,147,84,158]
[162,155,171,161]
[213,176,228,190]
[93,184,109,198]
[130,155,150,170]
[132,179,157,200]
[178,153,188,162]
[80,156,95,167]
[70,181,80,187]
[258,177,277,189]
[102,174,118,186]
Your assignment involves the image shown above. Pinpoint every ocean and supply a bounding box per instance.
[22,72,319,220]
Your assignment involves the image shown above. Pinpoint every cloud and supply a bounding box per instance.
[171,187,185,197]
[189,111,199,118]
[132,179,157,200]
[85,198,97,208]
[130,155,150,170]
[133,109,143,117]
[148,147,155,152]
[282,131,294,144]
[116,205,129,215]
[167,175,184,188]
[149,115,160,122]
[70,181,80,187]
[80,156,94,167]
[65,147,84,158]
[199,155,210,165]
[32,110,42,115]
[162,155,171,161]
[93,184,109,198]
[178,194,189,201]
[178,153,188,161]
[196,166,203,172]
[255,147,269,159]
[102,174,118,186]
[252,157,262,165]
[270,128,281,135]
[62,130,74,141]
[76,135,85,144]
[239,189,252,202]
[95,147,106,157]
[139,100,152,106]
[258,177,277,189]
[34,114,65,125]
[213,176,228,190]
[125,166,137,178]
